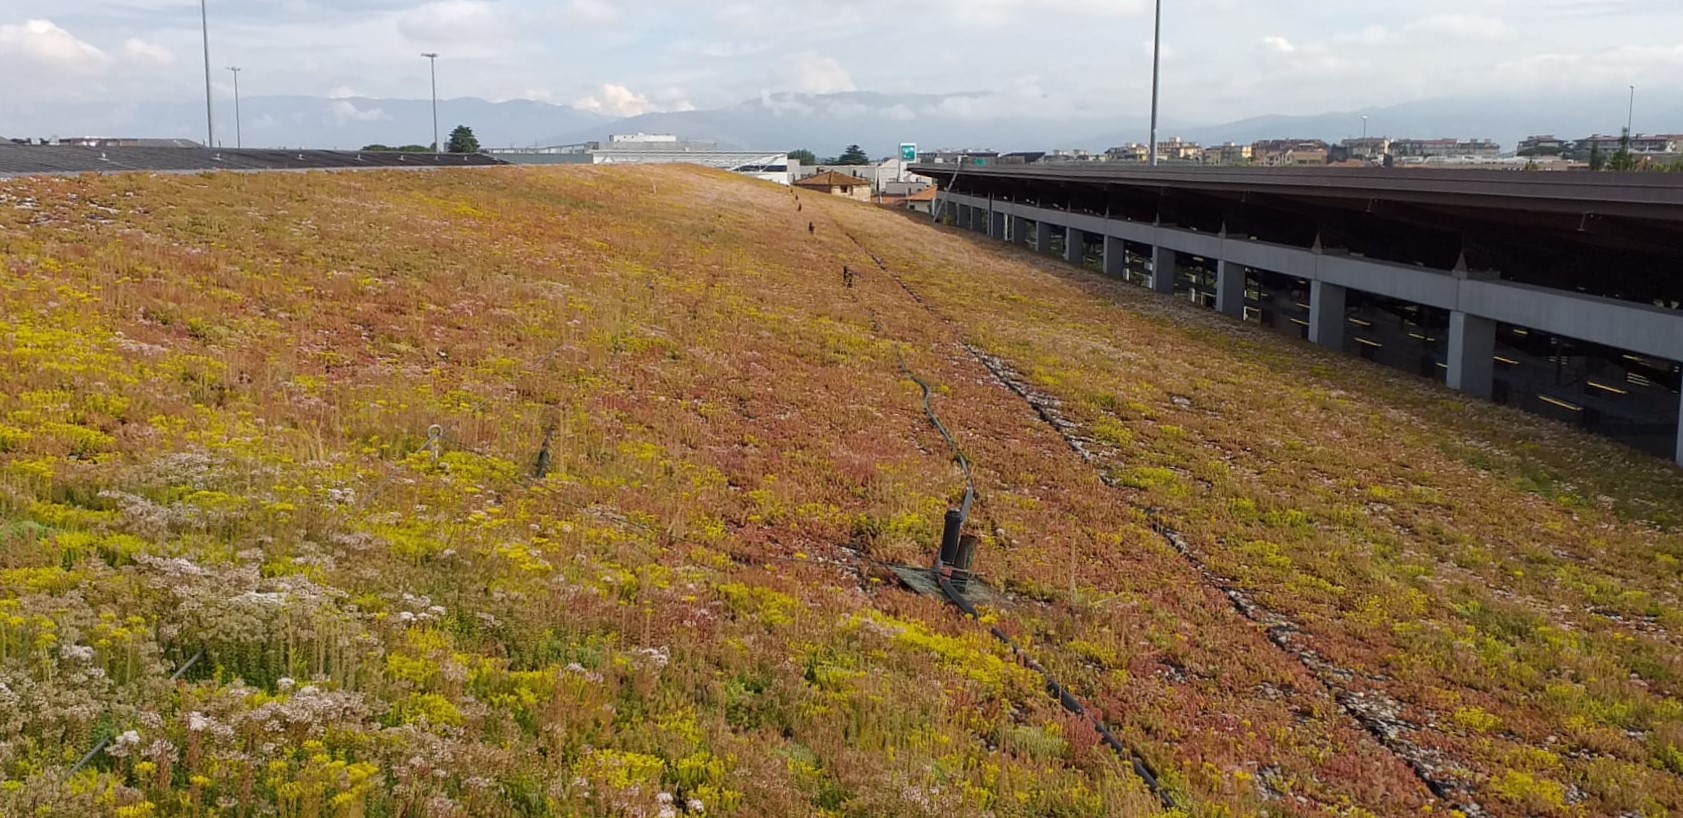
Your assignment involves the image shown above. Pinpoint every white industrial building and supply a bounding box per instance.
[489,134,793,184]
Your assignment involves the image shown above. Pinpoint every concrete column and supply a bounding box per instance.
[1103,236,1126,278]
[991,211,1007,240]
[1034,221,1053,255]
[1308,280,1347,349]
[1675,388,1683,466]
[1065,228,1085,265]
[1149,246,1176,294]
[1215,259,1246,317]
[1446,311,1497,400]
[1011,215,1030,245]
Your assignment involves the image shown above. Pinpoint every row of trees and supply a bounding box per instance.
[788,145,873,166]
[363,125,481,154]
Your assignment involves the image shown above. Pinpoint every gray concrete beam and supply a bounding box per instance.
[1321,254,1459,311]
[1309,280,1347,349]
[1447,311,1497,400]
[1065,228,1086,265]
[1216,259,1245,317]
[1150,246,1176,294]
[1221,237,1319,279]
[940,192,1683,365]
[1103,235,1126,278]
[1460,279,1683,362]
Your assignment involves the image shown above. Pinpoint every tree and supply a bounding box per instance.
[1608,128,1638,172]
[447,125,481,154]
[788,148,818,165]
[835,144,871,166]
[362,144,431,153]
[1588,143,1605,171]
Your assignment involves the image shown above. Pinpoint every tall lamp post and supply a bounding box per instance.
[200,0,214,146]
[1147,0,1162,167]
[227,66,243,149]
[422,53,440,153]
[1627,85,1636,137]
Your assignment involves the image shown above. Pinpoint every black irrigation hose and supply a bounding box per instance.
[66,649,204,779]
[821,215,1176,808]
[931,567,1171,806]
[901,366,976,522]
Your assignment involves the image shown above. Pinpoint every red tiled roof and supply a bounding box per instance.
[794,170,867,188]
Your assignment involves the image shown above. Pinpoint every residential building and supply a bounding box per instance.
[1518,135,1567,156]
[1390,138,1501,159]
[1104,143,1150,163]
[794,170,872,201]
[916,150,1000,167]
[1575,133,1682,155]
[1251,139,1329,166]
[1206,142,1254,166]
[902,185,938,215]
[878,182,939,214]
[1156,138,1205,163]
[797,161,927,194]
[999,151,1047,165]
[1340,137,1391,161]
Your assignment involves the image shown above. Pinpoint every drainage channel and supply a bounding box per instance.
[833,219,1486,818]
[803,199,1175,808]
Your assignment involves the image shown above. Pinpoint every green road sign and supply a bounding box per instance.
[900,143,917,162]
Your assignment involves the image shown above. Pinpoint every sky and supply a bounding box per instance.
[2,0,1681,124]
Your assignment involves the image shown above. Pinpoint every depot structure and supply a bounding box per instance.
[916,164,1683,464]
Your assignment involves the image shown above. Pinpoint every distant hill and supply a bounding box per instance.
[6,90,1679,156]
[1082,95,1683,152]
[0,96,610,151]
[538,91,1149,157]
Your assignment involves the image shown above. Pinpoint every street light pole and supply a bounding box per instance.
[227,66,243,149]
[1147,0,1162,167]
[200,0,214,147]
[422,53,440,154]
[1627,85,1636,137]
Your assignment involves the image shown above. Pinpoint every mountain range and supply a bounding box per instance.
[4,91,1678,156]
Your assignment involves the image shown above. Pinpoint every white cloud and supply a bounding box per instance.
[1406,14,1515,42]
[0,19,109,72]
[397,1,509,43]
[563,0,619,25]
[121,38,174,66]
[573,83,694,117]
[882,104,918,121]
[328,99,389,123]
[770,51,856,95]
[4,1,1683,131]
